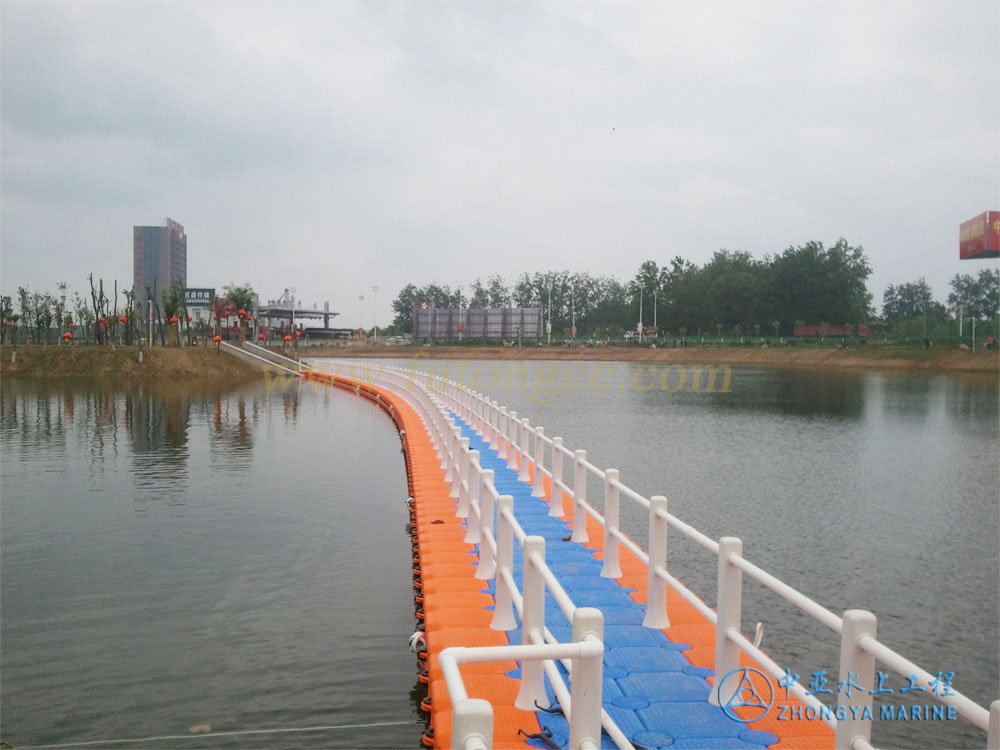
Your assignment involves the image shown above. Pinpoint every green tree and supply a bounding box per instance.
[390,284,420,333]
[948,270,999,320]
[0,295,13,344]
[17,287,31,342]
[54,282,67,340]
[882,279,945,320]
[767,239,873,331]
[485,274,510,307]
[702,250,765,331]
[222,283,254,345]
[467,278,490,308]
[162,280,187,346]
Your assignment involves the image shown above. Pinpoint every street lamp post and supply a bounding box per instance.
[358,295,365,334]
[653,288,658,332]
[638,288,644,342]
[571,294,576,341]
[547,285,552,346]
[371,286,379,342]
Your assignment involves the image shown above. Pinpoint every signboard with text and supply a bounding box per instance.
[959,211,1000,259]
[184,288,215,307]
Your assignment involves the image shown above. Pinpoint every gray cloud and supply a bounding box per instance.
[2,1,997,326]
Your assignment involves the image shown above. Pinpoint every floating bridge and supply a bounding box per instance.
[301,361,998,750]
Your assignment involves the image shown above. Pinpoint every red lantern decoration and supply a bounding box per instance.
[170,315,179,324]
[238,309,246,318]
[97,317,106,324]
[283,335,292,342]
[258,334,265,340]
[245,314,252,322]
[70,323,76,328]
[187,316,192,322]
[295,330,302,337]
[63,332,72,340]
[213,335,222,343]
[119,317,127,324]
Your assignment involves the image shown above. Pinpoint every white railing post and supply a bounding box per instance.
[460,449,479,526]
[506,412,519,470]
[601,469,622,578]
[835,610,877,749]
[455,437,470,506]
[498,408,509,459]
[710,537,743,706]
[449,428,463,498]
[476,470,496,580]
[643,496,670,628]
[570,450,588,543]
[432,410,446,462]
[549,437,564,517]
[988,700,999,750]
[443,420,457,480]
[491,495,517,630]
[516,535,548,710]
[569,608,604,750]
[532,426,545,497]
[518,418,531,481]
[480,397,490,443]
[452,698,493,750]
[490,401,500,450]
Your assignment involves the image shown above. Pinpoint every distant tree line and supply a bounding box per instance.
[880,270,999,340]
[389,241,1000,341]
[390,239,880,338]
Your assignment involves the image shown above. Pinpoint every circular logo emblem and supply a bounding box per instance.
[717,667,774,723]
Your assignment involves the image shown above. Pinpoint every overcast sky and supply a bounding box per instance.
[2,1,997,328]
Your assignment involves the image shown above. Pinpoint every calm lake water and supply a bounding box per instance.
[1,377,420,749]
[2,361,998,750]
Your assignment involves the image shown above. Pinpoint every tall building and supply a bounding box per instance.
[133,218,187,313]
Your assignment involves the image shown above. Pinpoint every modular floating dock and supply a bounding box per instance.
[301,361,998,750]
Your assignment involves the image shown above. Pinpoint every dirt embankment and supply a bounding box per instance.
[0,345,266,383]
[303,344,1000,375]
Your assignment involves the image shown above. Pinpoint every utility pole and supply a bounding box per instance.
[372,285,379,342]
[358,295,365,333]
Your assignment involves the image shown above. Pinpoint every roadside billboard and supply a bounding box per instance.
[959,212,1000,259]
[184,288,215,307]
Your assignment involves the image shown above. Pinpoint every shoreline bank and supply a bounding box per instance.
[0,345,266,384]
[301,344,999,376]
[2,343,996,380]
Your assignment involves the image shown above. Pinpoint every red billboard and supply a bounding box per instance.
[959,211,1000,259]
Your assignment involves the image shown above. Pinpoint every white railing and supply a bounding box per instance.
[439,606,605,750]
[306,360,1000,750]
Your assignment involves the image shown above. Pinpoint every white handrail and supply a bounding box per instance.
[859,635,991,730]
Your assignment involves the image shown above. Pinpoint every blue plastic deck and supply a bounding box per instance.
[446,410,776,750]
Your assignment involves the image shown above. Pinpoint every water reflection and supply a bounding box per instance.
[700,368,866,418]
[1,376,415,750]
